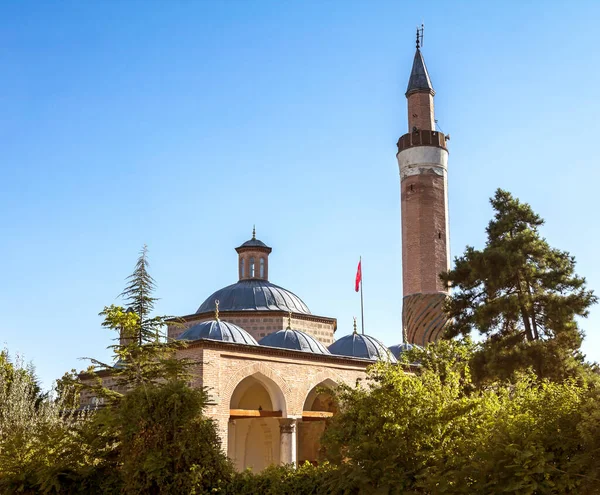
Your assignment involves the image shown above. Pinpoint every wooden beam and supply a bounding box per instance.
[302,411,334,421]
[229,409,334,420]
[229,409,282,419]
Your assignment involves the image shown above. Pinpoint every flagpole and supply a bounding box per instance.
[360,256,365,335]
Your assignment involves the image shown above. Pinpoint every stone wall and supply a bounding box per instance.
[176,341,368,455]
[169,312,336,346]
[79,340,371,471]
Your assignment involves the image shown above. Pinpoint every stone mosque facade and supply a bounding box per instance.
[84,38,450,472]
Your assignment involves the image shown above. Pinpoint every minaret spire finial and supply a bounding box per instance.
[252,225,256,239]
[416,23,424,49]
[287,311,292,330]
[215,299,220,321]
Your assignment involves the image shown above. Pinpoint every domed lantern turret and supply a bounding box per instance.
[235,226,272,281]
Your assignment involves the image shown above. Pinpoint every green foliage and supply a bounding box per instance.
[0,248,229,494]
[0,348,43,404]
[116,380,232,494]
[86,246,190,398]
[94,304,190,393]
[319,347,600,494]
[321,361,475,493]
[0,356,231,494]
[54,369,83,411]
[120,244,161,344]
[0,352,95,494]
[225,462,339,495]
[401,337,475,390]
[442,189,597,382]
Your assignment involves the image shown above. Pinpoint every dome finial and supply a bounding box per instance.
[353,317,357,334]
[402,325,407,344]
[287,311,292,330]
[214,299,220,321]
[252,225,256,239]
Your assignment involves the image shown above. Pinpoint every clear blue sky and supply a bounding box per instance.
[2,1,599,389]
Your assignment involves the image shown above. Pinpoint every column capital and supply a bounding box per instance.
[279,418,296,434]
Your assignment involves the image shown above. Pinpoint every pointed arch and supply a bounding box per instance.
[223,362,291,416]
[299,370,344,413]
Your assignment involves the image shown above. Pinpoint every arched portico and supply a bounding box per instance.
[298,379,338,465]
[228,372,288,472]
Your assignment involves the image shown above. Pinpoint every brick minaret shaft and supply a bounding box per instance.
[397,41,450,346]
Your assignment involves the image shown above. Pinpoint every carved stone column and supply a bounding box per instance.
[279,418,297,466]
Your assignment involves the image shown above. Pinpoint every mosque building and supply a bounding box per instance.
[83,34,450,472]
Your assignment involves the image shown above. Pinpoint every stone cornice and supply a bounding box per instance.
[174,310,338,332]
[182,337,373,367]
[80,339,418,379]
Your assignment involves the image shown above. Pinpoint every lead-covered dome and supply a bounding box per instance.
[238,238,269,249]
[329,333,397,363]
[177,319,258,345]
[259,329,330,354]
[388,343,416,360]
[197,279,311,314]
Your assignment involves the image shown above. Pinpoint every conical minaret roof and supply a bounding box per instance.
[406,48,434,96]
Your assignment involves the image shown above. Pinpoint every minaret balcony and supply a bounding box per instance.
[397,130,447,153]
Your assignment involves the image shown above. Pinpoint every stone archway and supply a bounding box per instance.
[227,370,288,472]
[223,362,291,416]
[298,377,339,465]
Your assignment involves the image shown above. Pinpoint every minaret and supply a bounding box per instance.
[397,32,450,345]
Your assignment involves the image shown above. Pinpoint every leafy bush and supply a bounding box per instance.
[0,352,94,494]
[117,380,232,494]
[225,462,339,495]
[320,356,600,494]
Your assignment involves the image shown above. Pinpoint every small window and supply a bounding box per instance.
[250,257,255,277]
[260,258,265,278]
[240,258,245,277]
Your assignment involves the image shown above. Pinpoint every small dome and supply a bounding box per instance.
[197,280,311,314]
[259,329,331,354]
[388,343,416,360]
[238,238,269,249]
[328,333,397,363]
[177,320,258,345]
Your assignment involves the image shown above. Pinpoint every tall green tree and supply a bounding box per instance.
[119,244,161,345]
[86,245,188,396]
[442,189,597,381]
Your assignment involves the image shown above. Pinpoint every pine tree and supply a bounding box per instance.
[442,189,597,381]
[119,244,161,344]
[87,245,188,393]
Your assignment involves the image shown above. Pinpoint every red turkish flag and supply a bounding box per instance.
[355,259,362,292]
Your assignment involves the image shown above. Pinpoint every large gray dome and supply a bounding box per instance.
[177,320,258,345]
[328,333,397,363]
[259,329,330,354]
[197,279,311,315]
